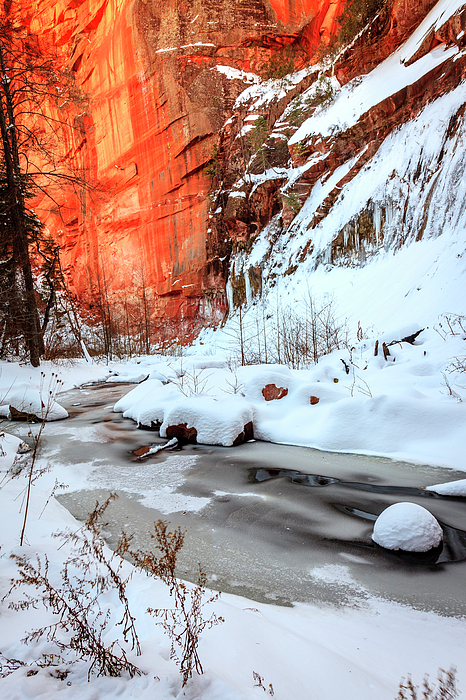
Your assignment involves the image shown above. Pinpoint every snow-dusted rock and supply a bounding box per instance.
[160,395,254,447]
[372,502,443,552]
[7,386,68,421]
[107,371,149,383]
[426,479,466,496]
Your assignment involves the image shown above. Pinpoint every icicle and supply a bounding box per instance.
[343,223,351,247]
[226,278,234,310]
[374,204,382,243]
[245,269,252,305]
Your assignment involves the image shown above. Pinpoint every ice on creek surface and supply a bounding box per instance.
[88,453,212,513]
[372,502,443,552]
[44,385,466,615]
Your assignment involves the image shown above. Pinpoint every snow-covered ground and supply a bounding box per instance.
[106,324,466,470]
[1,0,465,695]
[0,395,466,700]
[0,317,465,699]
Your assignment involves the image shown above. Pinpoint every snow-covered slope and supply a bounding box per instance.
[208,0,466,336]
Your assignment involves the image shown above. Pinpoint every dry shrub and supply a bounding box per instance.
[119,520,224,687]
[7,494,141,679]
[397,667,459,700]
[6,497,222,686]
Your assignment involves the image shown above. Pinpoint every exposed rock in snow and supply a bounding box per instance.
[243,370,294,402]
[372,502,443,552]
[262,383,289,401]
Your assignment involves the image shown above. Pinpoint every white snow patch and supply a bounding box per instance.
[426,479,466,496]
[372,502,443,552]
[5,385,68,421]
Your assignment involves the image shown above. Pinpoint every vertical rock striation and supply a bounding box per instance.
[22,0,345,342]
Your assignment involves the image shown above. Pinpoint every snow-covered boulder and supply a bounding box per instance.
[113,378,163,414]
[160,395,254,447]
[426,480,466,497]
[7,385,68,421]
[123,384,184,428]
[372,502,443,553]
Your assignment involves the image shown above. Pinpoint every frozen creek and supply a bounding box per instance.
[24,383,466,616]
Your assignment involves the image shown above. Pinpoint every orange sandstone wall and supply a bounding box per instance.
[22,0,345,341]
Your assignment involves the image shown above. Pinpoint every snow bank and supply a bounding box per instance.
[426,479,466,496]
[0,468,464,700]
[372,502,443,552]
[0,432,28,471]
[112,326,466,467]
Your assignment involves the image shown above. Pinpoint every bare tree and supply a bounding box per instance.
[0,3,83,365]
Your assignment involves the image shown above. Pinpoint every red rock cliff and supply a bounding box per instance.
[19,0,345,343]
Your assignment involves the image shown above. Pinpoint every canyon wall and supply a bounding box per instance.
[15,0,465,346]
[22,0,345,343]
[207,0,466,313]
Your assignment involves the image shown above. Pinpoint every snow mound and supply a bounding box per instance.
[7,385,68,421]
[113,378,163,414]
[372,502,443,552]
[123,383,184,427]
[0,432,28,471]
[160,395,253,447]
[426,480,466,497]
[107,371,149,383]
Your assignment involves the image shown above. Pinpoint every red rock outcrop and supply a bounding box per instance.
[15,0,346,344]
[211,0,466,301]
